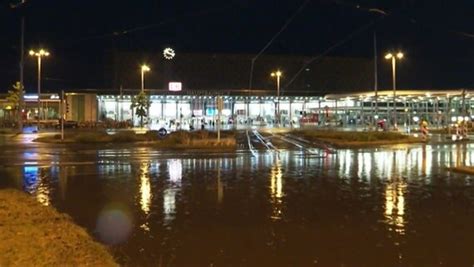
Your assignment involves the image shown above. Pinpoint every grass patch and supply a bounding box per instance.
[34,129,238,149]
[0,189,117,266]
[294,129,410,142]
[290,129,422,148]
[110,131,141,142]
[157,130,237,148]
[74,132,110,143]
[0,129,14,134]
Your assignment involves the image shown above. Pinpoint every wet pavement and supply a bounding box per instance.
[1,134,474,266]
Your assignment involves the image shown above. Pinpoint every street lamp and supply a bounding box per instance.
[29,49,50,131]
[271,70,282,125]
[140,64,150,93]
[385,52,403,129]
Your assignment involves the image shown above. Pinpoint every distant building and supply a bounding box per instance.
[1,53,472,130]
[1,89,473,131]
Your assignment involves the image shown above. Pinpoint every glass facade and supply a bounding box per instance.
[2,90,473,130]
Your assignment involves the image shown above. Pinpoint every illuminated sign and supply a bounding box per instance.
[169,82,182,92]
[24,95,38,100]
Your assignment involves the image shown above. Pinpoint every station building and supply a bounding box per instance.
[2,89,474,130]
[1,53,472,129]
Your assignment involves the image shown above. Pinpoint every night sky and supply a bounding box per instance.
[0,0,473,92]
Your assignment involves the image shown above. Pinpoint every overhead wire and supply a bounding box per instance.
[283,0,473,92]
[281,19,379,92]
[44,2,241,46]
[248,0,312,89]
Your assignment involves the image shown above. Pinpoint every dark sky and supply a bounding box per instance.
[1,0,473,92]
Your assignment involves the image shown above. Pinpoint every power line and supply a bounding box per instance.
[51,2,240,46]
[248,0,312,89]
[283,0,473,92]
[282,19,378,92]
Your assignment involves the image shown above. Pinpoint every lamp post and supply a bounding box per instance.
[141,64,150,93]
[29,49,49,131]
[385,52,403,129]
[271,70,282,126]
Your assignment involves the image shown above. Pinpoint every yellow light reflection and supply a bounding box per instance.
[139,162,151,216]
[36,180,50,207]
[24,166,50,206]
[384,180,407,235]
[270,160,283,220]
[217,159,223,204]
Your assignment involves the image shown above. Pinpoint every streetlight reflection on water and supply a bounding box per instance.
[270,158,283,221]
[10,144,474,266]
[139,162,151,219]
[385,179,407,235]
[23,166,50,206]
[163,159,182,225]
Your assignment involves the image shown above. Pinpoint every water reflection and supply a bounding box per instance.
[357,152,372,179]
[4,143,474,266]
[23,166,51,206]
[217,159,223,204]
[270,158,283,221]
[384,179,407,235]
[168,159,182,183]
[139,162,151,216]
[164,159,182,225]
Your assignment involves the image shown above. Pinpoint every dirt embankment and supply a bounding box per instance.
[0,189,117,267]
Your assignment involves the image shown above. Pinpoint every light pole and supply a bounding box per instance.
[385,52,403,129]
[141,64,150,93]
[29,49,49,131]
[271,70,282,126]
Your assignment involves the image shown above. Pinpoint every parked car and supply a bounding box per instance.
[56,119,78,128]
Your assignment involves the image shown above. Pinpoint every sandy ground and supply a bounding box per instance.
[0,189,117,267]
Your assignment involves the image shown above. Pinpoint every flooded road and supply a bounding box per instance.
[1,139,474,266]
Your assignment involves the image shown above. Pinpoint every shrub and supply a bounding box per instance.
[194,130,209,139]
[144,130,160,141]
[295,129,409,142]
[110,131,137,142]
[74,132,109,143]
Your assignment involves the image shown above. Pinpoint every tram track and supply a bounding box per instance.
[283,134,336,154]
[244,129,280,155]
[263,132,336,157]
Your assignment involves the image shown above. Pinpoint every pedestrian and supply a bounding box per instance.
[420,119,429,140]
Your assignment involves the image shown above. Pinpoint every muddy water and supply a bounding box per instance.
[1,143,474,266]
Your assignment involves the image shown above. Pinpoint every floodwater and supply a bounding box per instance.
[1,138,474,266]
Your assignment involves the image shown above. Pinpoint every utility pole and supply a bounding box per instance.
[18,0,26,133]
[373,31,378,125]
[217,96,223,142]
[61,90,64,141]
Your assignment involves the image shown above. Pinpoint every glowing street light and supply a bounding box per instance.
[29,49,50,130]
[140,64,150,93]
[385,51,403,129]
[271,70,282,125]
